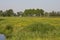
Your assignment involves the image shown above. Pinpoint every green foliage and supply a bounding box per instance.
[0,10,3,16]
[0,9,60,17]
[5,25,13,38]
[0,24,13,39]
[14,22,60,40]
[17,11,23,17]
[18,23,54,38]
[23,9,44,17]
[4,9,14,16]
[0,19,4,21]
[0,17,60,40]
[0,9,15,17]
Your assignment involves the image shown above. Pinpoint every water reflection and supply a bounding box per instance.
[0,34,5,40]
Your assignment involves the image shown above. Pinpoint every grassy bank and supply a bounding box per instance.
[0,17,60,40]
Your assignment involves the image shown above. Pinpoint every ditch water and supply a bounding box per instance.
[0,34,6,40]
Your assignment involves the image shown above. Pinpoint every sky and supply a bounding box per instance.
[0,0,60,12]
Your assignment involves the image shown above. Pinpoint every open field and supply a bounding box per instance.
[0,17,60,40]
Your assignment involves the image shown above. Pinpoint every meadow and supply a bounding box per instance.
[0,17,60,40]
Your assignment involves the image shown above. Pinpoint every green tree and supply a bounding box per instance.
[24,9,36,17]
[0,10,3,16]
[31,9,36,16]
[23,9,28,16]
[36,9,41,16]
[4,9,14,17]
[17,11,23,17]
[49,11,56,16]
[56,11,60,16]
[40,9,44,16]
[44,12,49,17]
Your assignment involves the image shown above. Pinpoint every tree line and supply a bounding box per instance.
[0,9,60,17]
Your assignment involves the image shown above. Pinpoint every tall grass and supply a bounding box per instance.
[0,17,60,40]
[16,22,60,40]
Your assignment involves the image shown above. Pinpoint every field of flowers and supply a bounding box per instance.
[0,17,60,40]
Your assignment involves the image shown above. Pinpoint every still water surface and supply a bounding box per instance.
[0,34,5,40]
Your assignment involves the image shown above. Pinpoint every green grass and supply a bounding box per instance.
[0,17,60,40]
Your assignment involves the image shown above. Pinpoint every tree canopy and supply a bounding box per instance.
[0,9,60,17]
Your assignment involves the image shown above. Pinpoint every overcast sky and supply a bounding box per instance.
[0,0,60,12]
